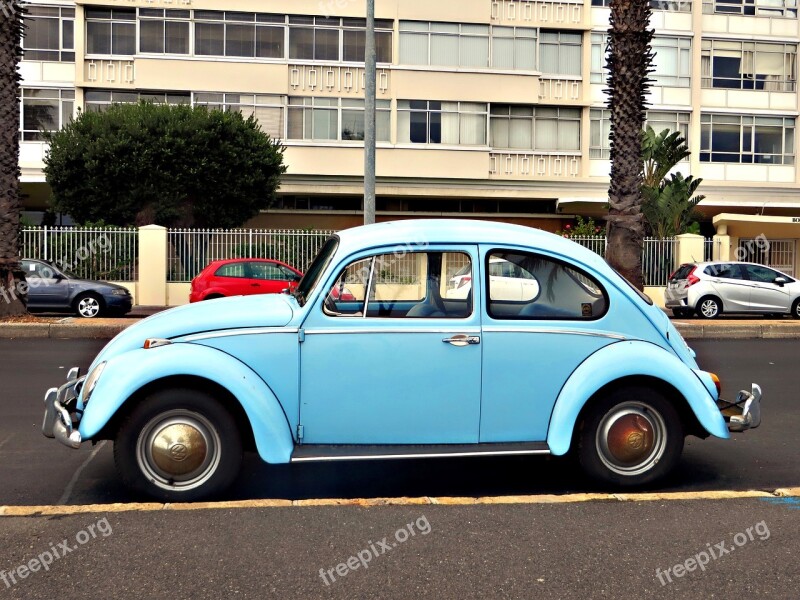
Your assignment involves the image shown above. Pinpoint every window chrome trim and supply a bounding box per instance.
[481,326,626,340]
[305,327,482,335]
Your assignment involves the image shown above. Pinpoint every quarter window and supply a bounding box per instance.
[704,263,744,279]
[486,251,608,320]
[215,263,248,278]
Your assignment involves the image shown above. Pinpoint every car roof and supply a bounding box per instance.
[334,219,609,271]
[208,258,295,268]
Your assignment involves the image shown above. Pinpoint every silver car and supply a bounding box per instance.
[665,261,800,319]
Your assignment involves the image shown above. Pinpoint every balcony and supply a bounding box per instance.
[490,151,582,179]
[288,64,391,97]
[491,0,586,28]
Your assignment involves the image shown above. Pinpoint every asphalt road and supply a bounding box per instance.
[0,338,797,506]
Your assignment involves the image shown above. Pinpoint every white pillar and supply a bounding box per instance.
[138,225,168,306]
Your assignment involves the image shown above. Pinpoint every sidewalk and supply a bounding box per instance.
[1,308,799,339]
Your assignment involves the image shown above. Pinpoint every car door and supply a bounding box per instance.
[299,247,481,444]
[743,264,792,311]
[705,263,750,311]
[23,260,70,308]
[247,261,284,294]
[479,247,616,443]
[212,262,251,296]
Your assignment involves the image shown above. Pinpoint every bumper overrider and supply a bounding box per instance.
[42,367,86,449]
[717,384,763,432]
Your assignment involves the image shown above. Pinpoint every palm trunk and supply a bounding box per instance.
[605,0,653,290]
[0,1,27,317]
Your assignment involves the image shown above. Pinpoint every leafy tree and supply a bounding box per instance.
[604,0,654,290]
[641,126,704,238]
[45,102,287,228]
[0,1,27,317]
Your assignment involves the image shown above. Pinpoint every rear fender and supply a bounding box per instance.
[547,340,729,455]
[78,343,295,463]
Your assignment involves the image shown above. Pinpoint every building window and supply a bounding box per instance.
[22,6,74,62]
[592,0,691,10]
[84,90,191,112]
[702,0,797,17]
[289,16,392,63]
[590,33,608,84]
[490,105,580,151]
[652,37,691,87]
[194,11,286,58]
[590,109,689,158]
[701,114,795,164]
[399,21,490,68]
[85,9,136,56]
[539,31,581,76]
[397,101,487,145]
[287,97,391,142]
[20,89,74,141]
[702,40,797,91]
[139,9,191,55]
[194,93,285,139]
[491,27,537,70]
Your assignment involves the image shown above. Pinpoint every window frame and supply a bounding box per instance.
[700,113,795,165]
[397,100,489,146]
[701,39,797,92]
[19,88,75,141]
[85,8,137,57]
[22,5,75,62]
[286,97,391,143]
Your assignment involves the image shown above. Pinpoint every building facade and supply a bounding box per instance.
[17,0,800,242]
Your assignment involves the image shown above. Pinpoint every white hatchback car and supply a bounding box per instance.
[665,261,800,319]
[446,257,540,301]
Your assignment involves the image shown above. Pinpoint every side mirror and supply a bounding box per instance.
[774,276,787,287]
[292,275,302,283]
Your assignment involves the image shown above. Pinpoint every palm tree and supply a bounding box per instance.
[0,1,27,317]
[604,0,654,290]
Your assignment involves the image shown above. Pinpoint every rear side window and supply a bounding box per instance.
[705,264,743,280]
[487,251,608,320]
[215,263,247,278]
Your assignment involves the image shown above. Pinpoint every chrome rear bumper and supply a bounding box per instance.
[42,367,85,449]
[717,383,762,433]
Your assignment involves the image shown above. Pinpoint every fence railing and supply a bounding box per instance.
[570,235,607,255]
[641,237,678,287]
[21,226,138,281]
[167,228,336,282]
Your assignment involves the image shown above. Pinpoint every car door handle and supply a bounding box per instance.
[442,334,480,346]
[251,283,261,287]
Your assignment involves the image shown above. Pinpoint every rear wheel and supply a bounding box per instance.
[114,388,242,501]
[671,308,691,318]
[578,387,684,486]
[696,296,721,319]
[74,293,103,318]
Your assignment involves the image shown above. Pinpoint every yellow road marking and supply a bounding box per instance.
[0,488,795,517]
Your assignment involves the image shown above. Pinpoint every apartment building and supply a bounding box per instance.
[17,0,800,267]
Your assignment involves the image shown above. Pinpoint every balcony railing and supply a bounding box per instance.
[489,151,581,178]
[289,64,390,97]
[491,0,584,25]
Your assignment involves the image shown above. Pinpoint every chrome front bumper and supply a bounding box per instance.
[717,383,762,433]
[42,367,86,449]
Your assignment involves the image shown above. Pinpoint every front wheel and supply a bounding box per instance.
[792,299,800,320]
[578,388,684,486]
[74,293,103,318]
[114,388,242,501]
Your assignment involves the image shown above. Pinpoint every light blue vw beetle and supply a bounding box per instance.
[42,220,762,500]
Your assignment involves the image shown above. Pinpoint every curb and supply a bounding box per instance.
[2,321,800,340]
[1,488,798,517]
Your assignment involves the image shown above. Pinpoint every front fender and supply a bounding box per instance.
[78,343,295,463]
[547,340,729,456]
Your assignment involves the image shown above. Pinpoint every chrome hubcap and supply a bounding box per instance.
[137,410,221,491]
[597,402,667,476]
[701,300,718,317]
[78,297,100,318]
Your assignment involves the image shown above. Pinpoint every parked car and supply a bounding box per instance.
[446,256,540,301]
[42,220,761,501]
[21,259,132,318]
[665,261,800,319]
[189,258,302,302]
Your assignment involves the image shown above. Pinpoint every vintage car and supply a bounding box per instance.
[42,220,762,501]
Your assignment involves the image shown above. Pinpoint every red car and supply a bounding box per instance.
[189,258,302,303]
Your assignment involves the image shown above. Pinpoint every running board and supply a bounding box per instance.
[290,442,550,462]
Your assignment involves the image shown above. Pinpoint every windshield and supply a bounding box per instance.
[293,236,339,306]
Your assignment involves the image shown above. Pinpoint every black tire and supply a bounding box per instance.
[114,388,242,501]
[202,294,224,301]
[578,387,684,487]
[671,308,691,318]
[792,299,800,320]
[695,296,722,319]
[73,293,104,318]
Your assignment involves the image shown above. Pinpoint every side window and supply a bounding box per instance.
[25,261,53,279]
[744,264,781,283]
[487,251,607,320]
[214,263,247,278]
[249,262,289,280]
[324,251,472,318]
[278,265,300,281]
[705,263,743,279]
